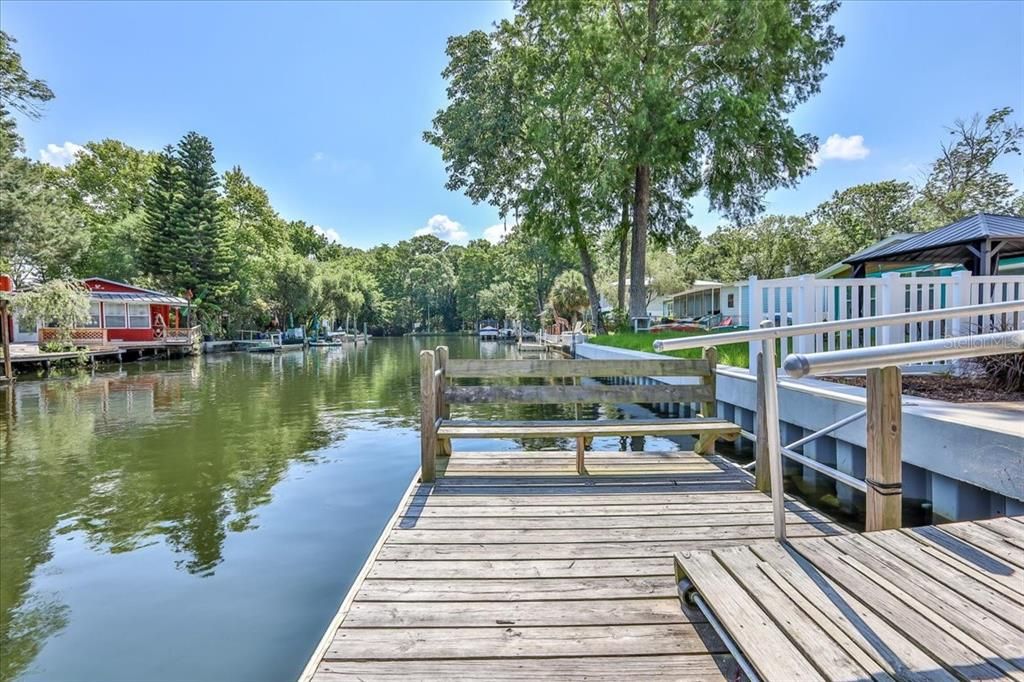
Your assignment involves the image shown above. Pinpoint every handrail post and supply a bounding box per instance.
[759,322,786,542]
[866,366,902,531]
[753,351,771,493]
[435,346,451,457]
[419,350,437,483]
[694,346,719,456]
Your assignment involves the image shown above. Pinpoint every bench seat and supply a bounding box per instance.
[438,418,741,455]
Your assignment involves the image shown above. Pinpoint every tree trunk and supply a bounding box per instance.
[616,196,630,312]
[629,164,651,320]
[571,224,605,335]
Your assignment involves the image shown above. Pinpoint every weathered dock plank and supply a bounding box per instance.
[314,654,733,681]
[301,450,846,681]
[676,516,1024,681]
[327,623,724,659]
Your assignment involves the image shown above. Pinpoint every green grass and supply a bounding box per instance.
[589,329,750,367]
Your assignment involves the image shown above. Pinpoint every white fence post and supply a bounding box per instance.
[879,272,903,345]
[795,274,815,353]
[950,270,970,337]
[747,276,761,375]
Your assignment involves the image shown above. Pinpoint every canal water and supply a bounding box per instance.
[1,336,690,682]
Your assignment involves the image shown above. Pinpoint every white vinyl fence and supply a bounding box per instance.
[747,271,1024,373]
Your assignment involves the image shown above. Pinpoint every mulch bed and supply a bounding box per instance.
[821,374,1024,403]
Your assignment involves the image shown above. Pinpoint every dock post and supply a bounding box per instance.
[420,350,437,483]
[759,325,786,542]
[866,366,902,531]
[753,351,771,493]
[0,300,13,381]
[435,346,451,457]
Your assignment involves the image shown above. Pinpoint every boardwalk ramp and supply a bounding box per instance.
[675,516,1024,681]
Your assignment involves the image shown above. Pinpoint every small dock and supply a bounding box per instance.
[301,451,848,680]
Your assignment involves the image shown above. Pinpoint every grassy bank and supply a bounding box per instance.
[588,329,750,367]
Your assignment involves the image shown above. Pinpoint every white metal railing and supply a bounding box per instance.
[783,329,1024,378]
[755,325,1023,540]
[653,298,1024,373]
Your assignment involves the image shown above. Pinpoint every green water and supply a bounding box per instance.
[1,336,674,682]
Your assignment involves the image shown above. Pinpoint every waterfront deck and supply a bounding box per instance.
[301,450,849,680]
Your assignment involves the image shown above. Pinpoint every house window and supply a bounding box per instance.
[17,315,36,334]
[84,301,101,327]
[128,303,150,328]
[727,293,735,308]
[104,303,127,328]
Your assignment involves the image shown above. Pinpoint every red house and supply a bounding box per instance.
[8,277,198,346]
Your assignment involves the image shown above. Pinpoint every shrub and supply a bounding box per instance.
[966,321,1023,392]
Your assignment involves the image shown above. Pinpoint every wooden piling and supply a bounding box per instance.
[0,300,13,382]
[435,346,451,457]
[419,350,437,483]
[754,351,771,493]
[866,366,902,531]
[700,347,717,420]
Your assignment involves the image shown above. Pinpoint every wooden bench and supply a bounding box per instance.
[418,346,741,482]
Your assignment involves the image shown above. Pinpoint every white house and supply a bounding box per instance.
[666,280,748,327]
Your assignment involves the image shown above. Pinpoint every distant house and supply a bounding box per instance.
[666,280,748,327]
[816,233,921,279]
[9,277,196,346]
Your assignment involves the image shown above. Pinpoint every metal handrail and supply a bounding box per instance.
[758,322,1023,542]
[783,330,1024,378]
[652,299,1024,353]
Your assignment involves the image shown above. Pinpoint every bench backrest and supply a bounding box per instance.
[418,345,720,483]
[439,349,719,410]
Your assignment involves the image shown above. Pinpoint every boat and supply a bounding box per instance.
[308,340,346,348]
[247,343,277,353]
[479,325,499,340]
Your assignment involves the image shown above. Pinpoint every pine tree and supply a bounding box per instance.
[171,132,231,299]
[140,145,180,284]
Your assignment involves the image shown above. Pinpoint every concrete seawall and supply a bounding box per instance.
[576,342,1024,521]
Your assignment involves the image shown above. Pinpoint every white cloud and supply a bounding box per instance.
[415,214,469,244]
[312,151,326,162]
[482,223,507,244]
[39,141,86,167]
[312,224,342,244]
[812,134,870,165]
[482,221,519,244]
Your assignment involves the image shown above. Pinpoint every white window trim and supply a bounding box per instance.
[128,303,150,329]
[103,303,127,328]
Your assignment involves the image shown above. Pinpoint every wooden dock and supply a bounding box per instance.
[301,450,848,681]
[676,516,1024,680]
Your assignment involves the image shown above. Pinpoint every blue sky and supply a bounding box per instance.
[3,0,1022,249]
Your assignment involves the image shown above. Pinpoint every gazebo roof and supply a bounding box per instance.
[844,213,1024,266]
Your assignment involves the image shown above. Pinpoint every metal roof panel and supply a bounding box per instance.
[845,213,1024,264]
